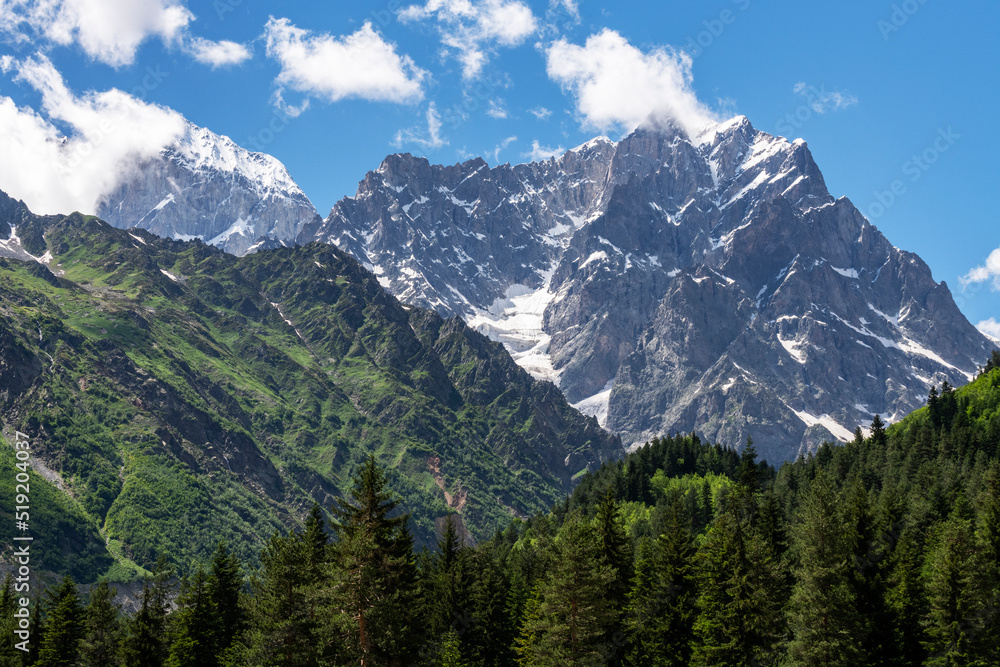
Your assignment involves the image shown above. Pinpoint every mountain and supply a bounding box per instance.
[300,115,994,462]
[0,192,618,580]
[96,122,320,256]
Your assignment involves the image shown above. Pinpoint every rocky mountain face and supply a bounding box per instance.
[96,122,320,256]
[0,192,618,579]
[301,115,994,462]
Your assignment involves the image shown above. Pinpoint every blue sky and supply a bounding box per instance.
[1,0,999,335]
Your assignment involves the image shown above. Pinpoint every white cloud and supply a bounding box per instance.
[961,247,1000,290]
[490,134,517,163]
[545,29,717,137]
[393,102,448,150]
[264,17,427,107]
[550,0,579,21]
[1,0,255,70]
[528,106,552,120]
[793,82,858,114]
[399,0,537,79]
[486,99,507,119]
[522,139,564,162]
[977,318,1000,343]
[270,89,310,119]
[1,0,193,67]
[0,54,185,214]
[185,36,251,68]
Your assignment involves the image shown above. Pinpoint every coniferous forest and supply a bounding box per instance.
[5,355,1000,666]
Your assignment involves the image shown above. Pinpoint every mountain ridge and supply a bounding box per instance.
[0,194,619,579]
[300,114,993,461]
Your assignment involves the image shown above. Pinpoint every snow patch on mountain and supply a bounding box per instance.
[466,266,561,385]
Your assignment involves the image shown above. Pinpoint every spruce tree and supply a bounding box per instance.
[691,504,784,666]
[784,472,865,666]
[237,528,325,666]
[324,455,418,666]
[36,576,83,667]
[869,414,888,449]
[121,559,173,667]
[969,465,1000,664]
[78,580,122,667]
[465,543,516,667]
[207,541,244,658]
[26,595,43,666]
[166,567,218,667]
[922,498,983,666]
[595,491,630,666]
[0,574,21,666]
[515,511,616,666]
[626,495,696,666]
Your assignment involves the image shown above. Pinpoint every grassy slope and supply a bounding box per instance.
[0,210,619,581]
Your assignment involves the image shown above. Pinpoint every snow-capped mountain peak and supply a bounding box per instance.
[300,115,992,462]
[97,120,318,255]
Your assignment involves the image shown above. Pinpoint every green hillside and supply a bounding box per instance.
[0,200,619,582]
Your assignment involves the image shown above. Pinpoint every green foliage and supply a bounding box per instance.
[0,215,616,583]
[37,576,83,667]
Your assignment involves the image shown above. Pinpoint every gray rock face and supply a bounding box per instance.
[97,123,319,256]
[301,115,994,462]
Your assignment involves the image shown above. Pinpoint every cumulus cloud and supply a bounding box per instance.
[399,0,537,79]
[545,29,717,137]
[264,17,427,108]
[0,0,254,69]
[793,82,858,114]
[0,54,185,215]
[961,247,1000,290]
[1,0,192,67]
[185,36,251,68]
[977,318,1000,343]
[392,102,448,150]
[522,139,564,162]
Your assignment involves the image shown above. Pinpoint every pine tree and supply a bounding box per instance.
[207,541,244,659]
[922,498,984,666]
[0,574,21,666]
[785,472,865,666]
[237,528,324,666]
[78,581,122,667]
[515,511,616,666]
[37,575,83,667]
[122,559,173,667]
[166,567,218,667]
[324,455,418,666]
[869,414,888,449]
[595,491,630,666]
[626,495,696,666]
[691,504,784,666]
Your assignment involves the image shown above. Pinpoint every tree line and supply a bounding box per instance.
[4,367,1000,666]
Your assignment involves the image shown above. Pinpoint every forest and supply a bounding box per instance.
[4,353,1000,666]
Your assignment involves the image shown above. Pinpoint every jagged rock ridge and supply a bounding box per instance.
[96,122,320,256]
[301,114,994,462]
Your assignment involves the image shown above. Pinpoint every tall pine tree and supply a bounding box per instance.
[515,511,616,666]
[37,576,83,667]
[323,455,418,666]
